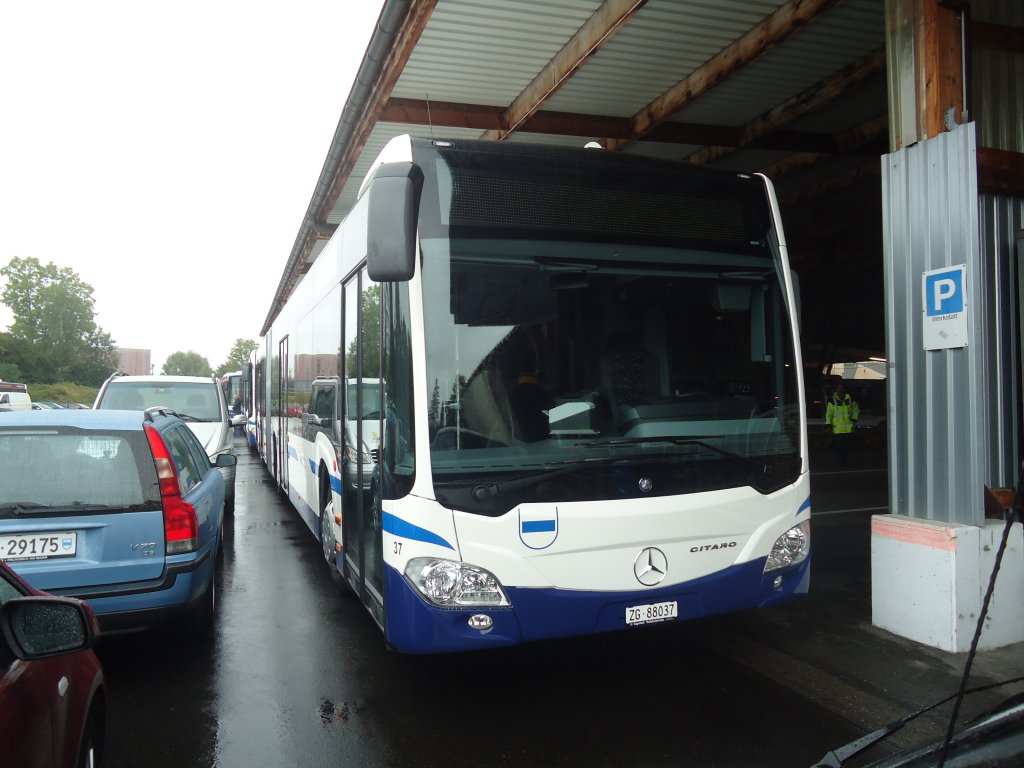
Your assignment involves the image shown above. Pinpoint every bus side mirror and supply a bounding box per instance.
[367,162,420,283]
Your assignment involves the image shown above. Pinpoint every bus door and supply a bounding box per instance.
[277,336,289,493]
[341,269,385,625]
[257,353,268,461]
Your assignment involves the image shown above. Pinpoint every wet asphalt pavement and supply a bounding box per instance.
[95,440,887,768]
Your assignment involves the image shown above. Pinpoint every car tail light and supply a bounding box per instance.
[144,424,199,555]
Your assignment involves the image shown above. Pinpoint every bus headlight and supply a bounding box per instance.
[405,558,510,607]
[764,521,810,573]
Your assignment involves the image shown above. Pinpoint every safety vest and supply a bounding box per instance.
[825,393,859,434]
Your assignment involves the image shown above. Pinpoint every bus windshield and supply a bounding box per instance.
[418,143,802,515]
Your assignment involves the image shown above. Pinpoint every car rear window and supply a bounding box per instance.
[98,382,221,421]
[0,428,160,517]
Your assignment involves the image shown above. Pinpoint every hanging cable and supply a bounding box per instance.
[936,501,1023,767]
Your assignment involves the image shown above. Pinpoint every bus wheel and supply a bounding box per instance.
[320,496,349,595]
[320,498,336,565]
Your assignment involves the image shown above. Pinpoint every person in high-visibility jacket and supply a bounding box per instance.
[825,382,859,467]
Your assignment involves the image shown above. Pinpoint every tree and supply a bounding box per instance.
[163,351,213,377]
[0,257,119,386]
[346,284,381,378]
[216,338,257,377]
[0,356,22,382]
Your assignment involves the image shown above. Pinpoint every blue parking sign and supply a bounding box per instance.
[925,268,963,316]
[922,265,967,350]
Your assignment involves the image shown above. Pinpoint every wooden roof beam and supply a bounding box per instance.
[480,0,649,141]
[972,20,1024,53]
[778,160,880,207]
[604,0,842,151]
[688,47,886,165]
[383,97,725,143]
[381,97,844,153]
[756,114,888,180]
[758,152,830,181]
[381,97,505,130]
[978,147,1024,197]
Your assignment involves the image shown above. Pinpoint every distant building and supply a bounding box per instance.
[117,348,152,376]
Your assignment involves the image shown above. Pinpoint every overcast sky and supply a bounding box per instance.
[0,1,385,374]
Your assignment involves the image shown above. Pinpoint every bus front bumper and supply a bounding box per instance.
[383,555,810,654]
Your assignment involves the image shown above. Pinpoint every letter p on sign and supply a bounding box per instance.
[933,279,957,309]
[925,267,964,316]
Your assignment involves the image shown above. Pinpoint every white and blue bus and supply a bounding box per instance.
[219,370,244,415]
[256,135,810,653]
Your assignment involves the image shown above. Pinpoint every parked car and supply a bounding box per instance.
[0,380,32,412]
[93,373,244,512]
[32,401,66,410]
[0,559,105,767]
[0,408,234,638]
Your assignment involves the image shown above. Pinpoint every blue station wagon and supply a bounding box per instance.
[0,408,235,637]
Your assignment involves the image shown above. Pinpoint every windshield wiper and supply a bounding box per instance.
[813,508,1024,767]
[575,437,769,476]
[808,676,1024,767]
[1,502,133,515]
[0,502,49,515]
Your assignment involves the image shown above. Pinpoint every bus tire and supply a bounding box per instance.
[320,494,350,595]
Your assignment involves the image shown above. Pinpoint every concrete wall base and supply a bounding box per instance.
[871,514,1024,652]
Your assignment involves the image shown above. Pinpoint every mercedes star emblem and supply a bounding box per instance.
[633,547,668,586]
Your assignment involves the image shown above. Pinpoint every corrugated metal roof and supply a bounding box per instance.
[265,0,1021,338]
[668,0,885,126]
[392,0,604,106]
[544,0,789,117]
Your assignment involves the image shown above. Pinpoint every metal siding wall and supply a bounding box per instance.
[971,0,1024,153]
[979,194,1024,487]
[882,123,985,525]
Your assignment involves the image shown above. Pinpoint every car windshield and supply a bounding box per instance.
[347,380,382,419]
[100,382,221,421]
[0,428,160,516]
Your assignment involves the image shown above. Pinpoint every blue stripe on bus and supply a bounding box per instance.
[521,520,556,533]
[797,496,811,516]
[287,445,298,460]
[302,458,341,494]
[383,553,811,654]
[382,512,454,550]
